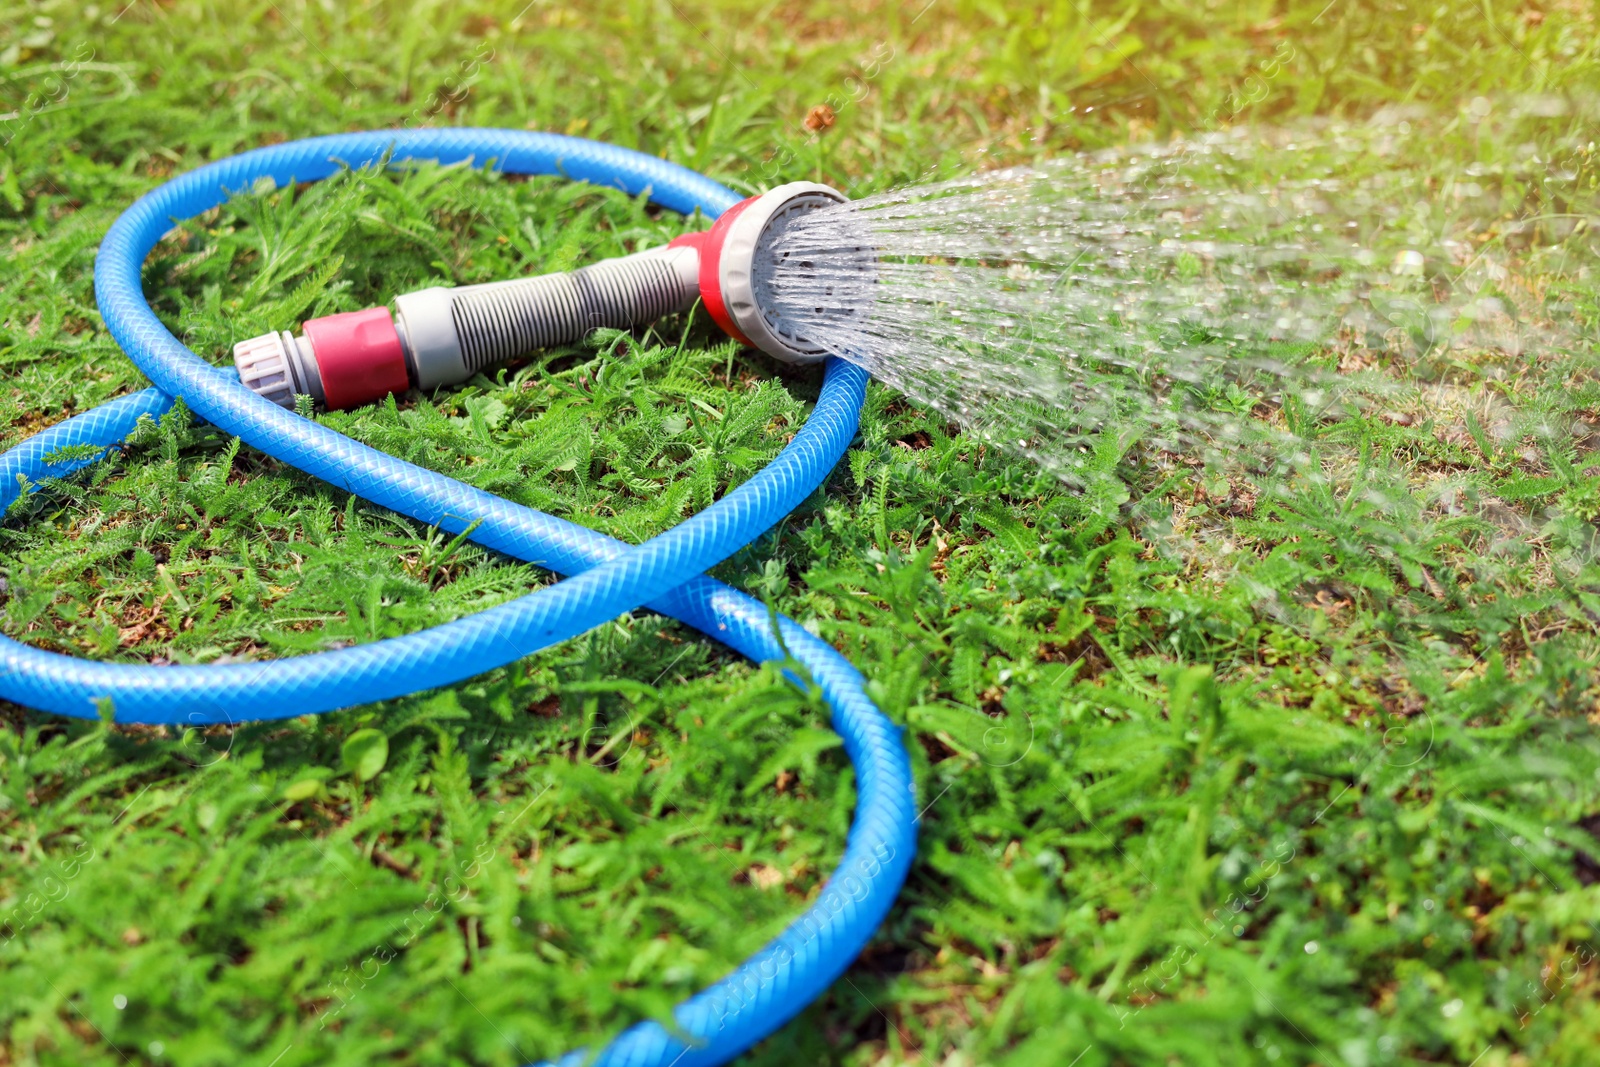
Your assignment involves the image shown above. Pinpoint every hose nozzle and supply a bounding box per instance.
[232,181,849,412]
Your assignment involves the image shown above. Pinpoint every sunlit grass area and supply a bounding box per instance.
[2,3,1599,1065]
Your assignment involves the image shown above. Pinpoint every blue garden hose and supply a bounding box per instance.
[0,130,917,1067]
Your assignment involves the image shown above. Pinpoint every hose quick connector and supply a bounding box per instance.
[231,182,848,411]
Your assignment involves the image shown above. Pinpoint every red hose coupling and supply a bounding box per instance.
[302,307,411,410]
[233,307,412,412]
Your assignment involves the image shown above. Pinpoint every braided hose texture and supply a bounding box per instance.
[453,248,699,372]
[0,129,917,1067]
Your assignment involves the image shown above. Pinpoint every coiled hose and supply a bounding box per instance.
[0,129,917,1067]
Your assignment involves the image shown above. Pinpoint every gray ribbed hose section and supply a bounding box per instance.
[450,248,699,373]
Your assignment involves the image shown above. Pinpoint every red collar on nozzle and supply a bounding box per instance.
[668,194,760,348]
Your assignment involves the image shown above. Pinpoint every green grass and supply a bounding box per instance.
[3,2,1600,1066]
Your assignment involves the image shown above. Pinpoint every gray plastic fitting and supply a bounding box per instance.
[232,329,326,409]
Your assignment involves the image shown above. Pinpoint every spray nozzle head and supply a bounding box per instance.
[680,181,853,364]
